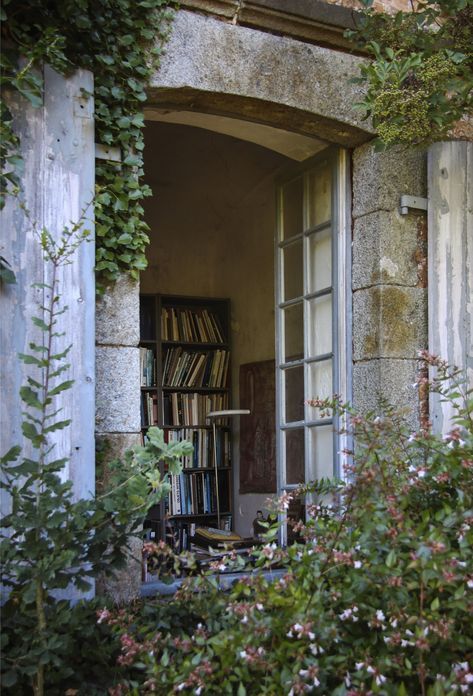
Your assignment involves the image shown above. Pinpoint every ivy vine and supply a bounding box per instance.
[347,0,473,148]
[0,0,174,288]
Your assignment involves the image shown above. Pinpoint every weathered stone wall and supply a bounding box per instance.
[352,144,428,426]
[95,274,143,603]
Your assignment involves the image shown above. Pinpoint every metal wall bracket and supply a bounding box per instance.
[95,143,121,162]
[400,194,428,215]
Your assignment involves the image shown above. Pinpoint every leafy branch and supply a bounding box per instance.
[1,0,174,289]
[0,216,192,694]
[347,0,473,147]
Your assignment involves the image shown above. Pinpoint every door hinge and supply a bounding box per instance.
[400,195,428,215]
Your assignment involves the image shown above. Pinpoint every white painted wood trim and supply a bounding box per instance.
[428,141,472,434]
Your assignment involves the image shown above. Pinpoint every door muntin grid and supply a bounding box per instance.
[276,150,343,501]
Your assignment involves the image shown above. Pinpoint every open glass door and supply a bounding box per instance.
[275,148,351,543]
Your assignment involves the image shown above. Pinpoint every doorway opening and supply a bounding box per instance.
[140,117,350,570]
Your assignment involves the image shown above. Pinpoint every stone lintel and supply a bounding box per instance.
[150,11,374,146]
[148,89,371,148]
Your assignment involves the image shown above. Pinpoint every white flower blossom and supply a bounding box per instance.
[355,662,365,671]
[310,643,324,655]
[376,610,386,622]
[354,560,362,569]
[376,674,387,686]
[339,606,359,622]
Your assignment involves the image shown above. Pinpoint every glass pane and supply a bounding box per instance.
[307,360,333,419]
[308,294,332,357]
[287,495,305,544]
[284,365,304,423]
[285,428,305,484]
[307,162,332,228]
[283,241,303,301]
[281,177,303,240]
[283,303,304,363]
[307,425,333,481]
[307,228,331,294]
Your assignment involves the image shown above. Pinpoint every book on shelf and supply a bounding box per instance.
[163,392,229,427]
[141,392,158,427]
[140,294,232,554]
[161,306,224,343]
[163,347,229,389]
[164,428,230,469]
[167,469,230,517]
[139,347,156,387]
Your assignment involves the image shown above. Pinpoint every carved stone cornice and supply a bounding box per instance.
[179,0,358,51]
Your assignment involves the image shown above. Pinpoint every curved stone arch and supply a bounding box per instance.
[147,9,374,148]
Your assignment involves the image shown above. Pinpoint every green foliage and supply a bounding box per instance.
[103,357,473,694]
[0,223,192,694]
[347,0,473,148]
[1,0,174,288]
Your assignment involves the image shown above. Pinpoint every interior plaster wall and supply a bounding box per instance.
[141,121,289,535]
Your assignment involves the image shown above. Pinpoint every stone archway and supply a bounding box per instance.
[95,5,428,601]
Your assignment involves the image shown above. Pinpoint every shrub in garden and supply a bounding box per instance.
[104,355,472,695]
[0,223,192,695]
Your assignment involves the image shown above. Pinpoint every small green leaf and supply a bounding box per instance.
[48,380,74,396]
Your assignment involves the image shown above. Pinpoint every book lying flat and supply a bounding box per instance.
[193,527,242,542]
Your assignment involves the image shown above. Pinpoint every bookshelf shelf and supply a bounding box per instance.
[140,293,233,552]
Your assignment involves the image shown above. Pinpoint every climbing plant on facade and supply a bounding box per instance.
[348,0,473,148]
[0,0,173,287]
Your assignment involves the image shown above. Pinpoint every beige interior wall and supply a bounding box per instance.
[141,122,289,536]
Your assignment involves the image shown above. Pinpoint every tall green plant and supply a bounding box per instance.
[0,220,192,695]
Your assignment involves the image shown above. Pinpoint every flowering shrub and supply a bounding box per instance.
[104,355,472,695]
